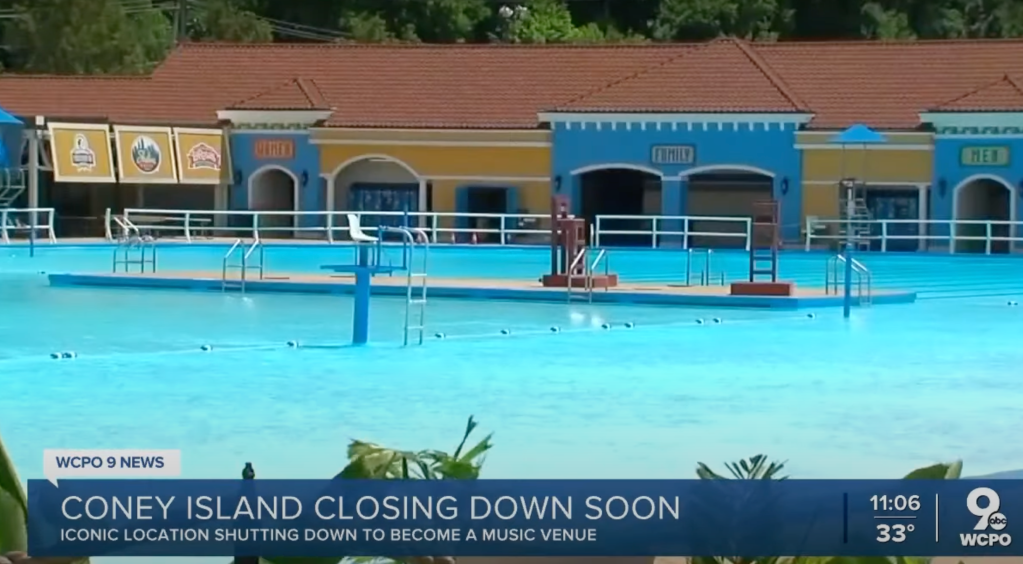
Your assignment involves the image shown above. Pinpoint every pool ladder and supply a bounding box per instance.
[111,215,157,273]
[825,254,872,306]
[566,248,610,303]
[685,249,725,286]
[383,226,430,346]
[221,238,265,293]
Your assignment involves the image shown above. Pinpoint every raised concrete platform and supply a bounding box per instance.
[48,271,917,309]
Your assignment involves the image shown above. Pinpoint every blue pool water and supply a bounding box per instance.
[3,244,1023,495]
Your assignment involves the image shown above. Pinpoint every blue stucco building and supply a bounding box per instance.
[544,113,811,241]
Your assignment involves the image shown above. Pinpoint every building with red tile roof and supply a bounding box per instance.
[0,38,1019,252]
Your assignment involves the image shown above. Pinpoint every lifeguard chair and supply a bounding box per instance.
[541,195,618,288]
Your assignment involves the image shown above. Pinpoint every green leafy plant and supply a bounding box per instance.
[234,416,492,564]
[0,428,29,556]
[691,456,964,564]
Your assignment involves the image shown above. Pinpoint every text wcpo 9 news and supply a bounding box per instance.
[25,467,1023,558]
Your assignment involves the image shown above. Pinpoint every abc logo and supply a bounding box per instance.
[989,513,1008,531]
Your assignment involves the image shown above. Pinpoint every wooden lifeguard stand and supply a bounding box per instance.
[541,195,618,288]
[749,200,780,282]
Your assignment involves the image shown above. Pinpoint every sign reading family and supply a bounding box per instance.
[650,145,696,166]
[961,146,1010,167]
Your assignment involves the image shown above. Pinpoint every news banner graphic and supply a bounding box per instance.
[24,478,1023,558]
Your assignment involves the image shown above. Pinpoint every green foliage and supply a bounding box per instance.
[0,427,28,555]
[235,417,491,564]
[690,456,963,564]
[696,454,789,480]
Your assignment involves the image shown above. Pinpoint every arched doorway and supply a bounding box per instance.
[575,164,662,246]
[953,175,1014,254]
[331,155,421,239]
[683,165,774,249]
[248,165,298,237]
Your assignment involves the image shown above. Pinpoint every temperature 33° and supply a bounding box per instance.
[877,523,915,543]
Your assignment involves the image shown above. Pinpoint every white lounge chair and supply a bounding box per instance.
[346,213,378,243]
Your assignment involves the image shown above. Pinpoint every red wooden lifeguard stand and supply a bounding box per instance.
[730,199,794,296]
[749,200,780,282]
[541,195,618,288]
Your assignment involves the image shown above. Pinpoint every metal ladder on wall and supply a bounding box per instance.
[824,254,873,306]
[566,248,610,303]
[111,215,157,273]
[221,238,265,293]
[384,226,430,346]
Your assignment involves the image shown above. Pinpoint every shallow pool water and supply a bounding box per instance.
[2,244,1023,564]
[3,243,1022,477]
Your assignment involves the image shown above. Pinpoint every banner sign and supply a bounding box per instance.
[47,123,116,183]
[113,125,178,183]
[28,479,1023,558]
[173,127,225,184]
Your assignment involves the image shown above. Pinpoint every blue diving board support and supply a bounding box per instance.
[320,222,424,346]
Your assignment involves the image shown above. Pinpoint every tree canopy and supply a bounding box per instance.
[0,0,1019,74]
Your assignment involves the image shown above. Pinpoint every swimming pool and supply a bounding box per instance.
[3,245,1023,494]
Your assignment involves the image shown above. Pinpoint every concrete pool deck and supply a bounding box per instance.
[48,270,917,308]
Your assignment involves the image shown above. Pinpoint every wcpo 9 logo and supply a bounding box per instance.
[960,487,1010,547]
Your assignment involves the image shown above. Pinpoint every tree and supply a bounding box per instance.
[3,0,173,74]
[186,0,274,43]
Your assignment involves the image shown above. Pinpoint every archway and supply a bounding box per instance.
[248,165,298,237]
[953,175,1014,254]
[574,164,662,247]
[683,165,774,249]
[331,155,421,239]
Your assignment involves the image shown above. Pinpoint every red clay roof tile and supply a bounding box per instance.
[932,74,1023,112]
[752,39,1023,128]
[555,39,807,113]
[230,77,331,110]
[0,39,1022,129]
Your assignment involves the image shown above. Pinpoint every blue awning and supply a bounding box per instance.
[830,124,886,144]
[0,105,21,125]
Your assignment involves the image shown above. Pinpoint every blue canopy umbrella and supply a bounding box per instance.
[830,123,887,145]
[0,104,23,169]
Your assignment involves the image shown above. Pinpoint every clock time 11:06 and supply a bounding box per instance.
[871,495,921,512]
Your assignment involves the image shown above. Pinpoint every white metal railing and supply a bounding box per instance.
[825,254,872,306]
[595,215,752,250]
[0,207,57,244]
[805,217,1023,254]
[109,208,758,249]
[115,208,552,245]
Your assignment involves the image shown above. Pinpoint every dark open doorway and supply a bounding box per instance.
[955,178,1012,253]
[580,168,660,246]
[686,171,772,248]
[466,186,508,244]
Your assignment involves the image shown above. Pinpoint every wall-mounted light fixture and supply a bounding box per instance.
[553,174,562,192]
[938,178,947,198]
[233,168,242,186]
[1018,179,1023,198]
[780,177,790,196]
[300,170,309,187]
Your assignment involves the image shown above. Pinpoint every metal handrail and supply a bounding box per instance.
[221,238,265,292]
[584,249,610,302]
[825,254,872,305]
[566,247,587,303]
[685,249,725,286]
[380,226,430,346]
